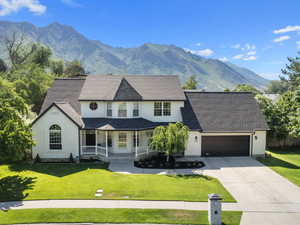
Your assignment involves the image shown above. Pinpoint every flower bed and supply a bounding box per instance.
[134,153,204,169]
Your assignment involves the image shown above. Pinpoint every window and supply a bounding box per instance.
[118,102,127,117]
[107,132,112,147]
[154,102,162,116]
[133,132,139,147]
[107,102,112,117]
[154,102,171,116]
[195,136,198,143]
[89,102,98,110]
[118,132,127,148]
[163,102,171,116]
[49,124,62,150]
[133,102,139,117]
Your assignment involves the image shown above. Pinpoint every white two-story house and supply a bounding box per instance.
[32,75,268,160]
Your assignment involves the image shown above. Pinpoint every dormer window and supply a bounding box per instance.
[118,102,127,117]
[133,102,139,117]
[89,102,98,111]
[107,102,112,117]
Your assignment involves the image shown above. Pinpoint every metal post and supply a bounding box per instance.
[105,131,108,157]
[135,130,138,158]
[95,130,98,155]
[208,193,222,225]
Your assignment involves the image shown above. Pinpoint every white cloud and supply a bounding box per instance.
[219,57,229,62]
[0,0,46,16]
[243,55,256,61]
[232,51,257,61]
[231,43,256,51]
[297,41,300,49]
[195,42,201,46]
[273,35,291,43]
[61,0,81,7]
[247,51,256,56]
[186,48,214,57]
[273,25,300,34]
[233,54,244,60]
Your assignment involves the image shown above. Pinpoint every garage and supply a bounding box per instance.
[202,135,250,157]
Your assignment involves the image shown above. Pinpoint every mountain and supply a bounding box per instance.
[0,21,268,90]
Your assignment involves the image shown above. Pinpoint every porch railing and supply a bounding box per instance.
[81,146,108,157]
[135,145,155,157]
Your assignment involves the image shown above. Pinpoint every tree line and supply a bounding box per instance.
[0,34,87,162]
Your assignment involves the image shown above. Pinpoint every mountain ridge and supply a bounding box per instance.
[0,21,268,90]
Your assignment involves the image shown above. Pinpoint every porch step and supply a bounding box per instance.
[109,153,135,160]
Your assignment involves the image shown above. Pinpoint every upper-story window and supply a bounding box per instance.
[107,102,112,117]
[154,102,171,116]
[133,102,139,117]
[89,102,98,111]
[163,102,171,116]
[154,102,162,116]
[118,102,127,117]
[49,124,62,150]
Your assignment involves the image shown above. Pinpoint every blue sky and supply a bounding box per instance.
[1,0,300,80]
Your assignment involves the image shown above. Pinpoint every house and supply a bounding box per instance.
[31,75,268,160]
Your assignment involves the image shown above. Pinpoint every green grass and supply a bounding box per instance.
[257,149,300,186]
[0,163,235,202]
[0,208,242,225]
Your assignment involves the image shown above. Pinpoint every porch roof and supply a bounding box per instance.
[82,117,169,131]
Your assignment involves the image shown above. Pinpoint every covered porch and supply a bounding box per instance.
[80,129,154,158]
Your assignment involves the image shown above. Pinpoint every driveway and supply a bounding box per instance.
[201,157,300,225]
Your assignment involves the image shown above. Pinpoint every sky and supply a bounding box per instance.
[1,0,300,80]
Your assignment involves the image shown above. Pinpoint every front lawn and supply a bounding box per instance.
[0,208,242,225]
[257,149,300,186]
[0,163,235,202]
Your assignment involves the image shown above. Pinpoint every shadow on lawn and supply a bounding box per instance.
[0,175,36,201]
[258,156,300,169]
[167,174,212,181]
[9,162,108,177]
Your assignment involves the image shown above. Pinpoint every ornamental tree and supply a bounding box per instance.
[150,122,189,162]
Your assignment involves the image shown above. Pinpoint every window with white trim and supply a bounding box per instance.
[49,124,62,150]
[154,102,162,116]
[133,102,139,117]
[154,102,171,116]
[107,102,112,117]
[118,132,127,148]
[118,102,127,117]
[163,102,171,116]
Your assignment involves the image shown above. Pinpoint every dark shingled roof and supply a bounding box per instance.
[182,91,269,132]
[79,75,186,101]
[40,78,85,115]
[82,118,169,130]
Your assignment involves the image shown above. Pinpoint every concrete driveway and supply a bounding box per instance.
[202,157,300,225]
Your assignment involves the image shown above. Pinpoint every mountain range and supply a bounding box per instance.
[0,21,268,90]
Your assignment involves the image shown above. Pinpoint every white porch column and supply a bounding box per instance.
[135,130,138,158]
[95,130,98,155]
[105,131,108,157]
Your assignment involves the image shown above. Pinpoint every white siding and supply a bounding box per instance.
[32,106,79,159]
[185,131,201,156]
[80,101,184,122]
[252,131,266,156]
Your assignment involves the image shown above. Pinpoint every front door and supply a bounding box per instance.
[86,131,96,146]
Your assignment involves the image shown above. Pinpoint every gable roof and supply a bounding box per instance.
[40,78,85,115]
[114,78,142,101]
[33,78,85,127]
[79,75,186,101]
[182,91,269,132]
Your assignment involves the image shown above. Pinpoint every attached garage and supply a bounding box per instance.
[202,135,250,157]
